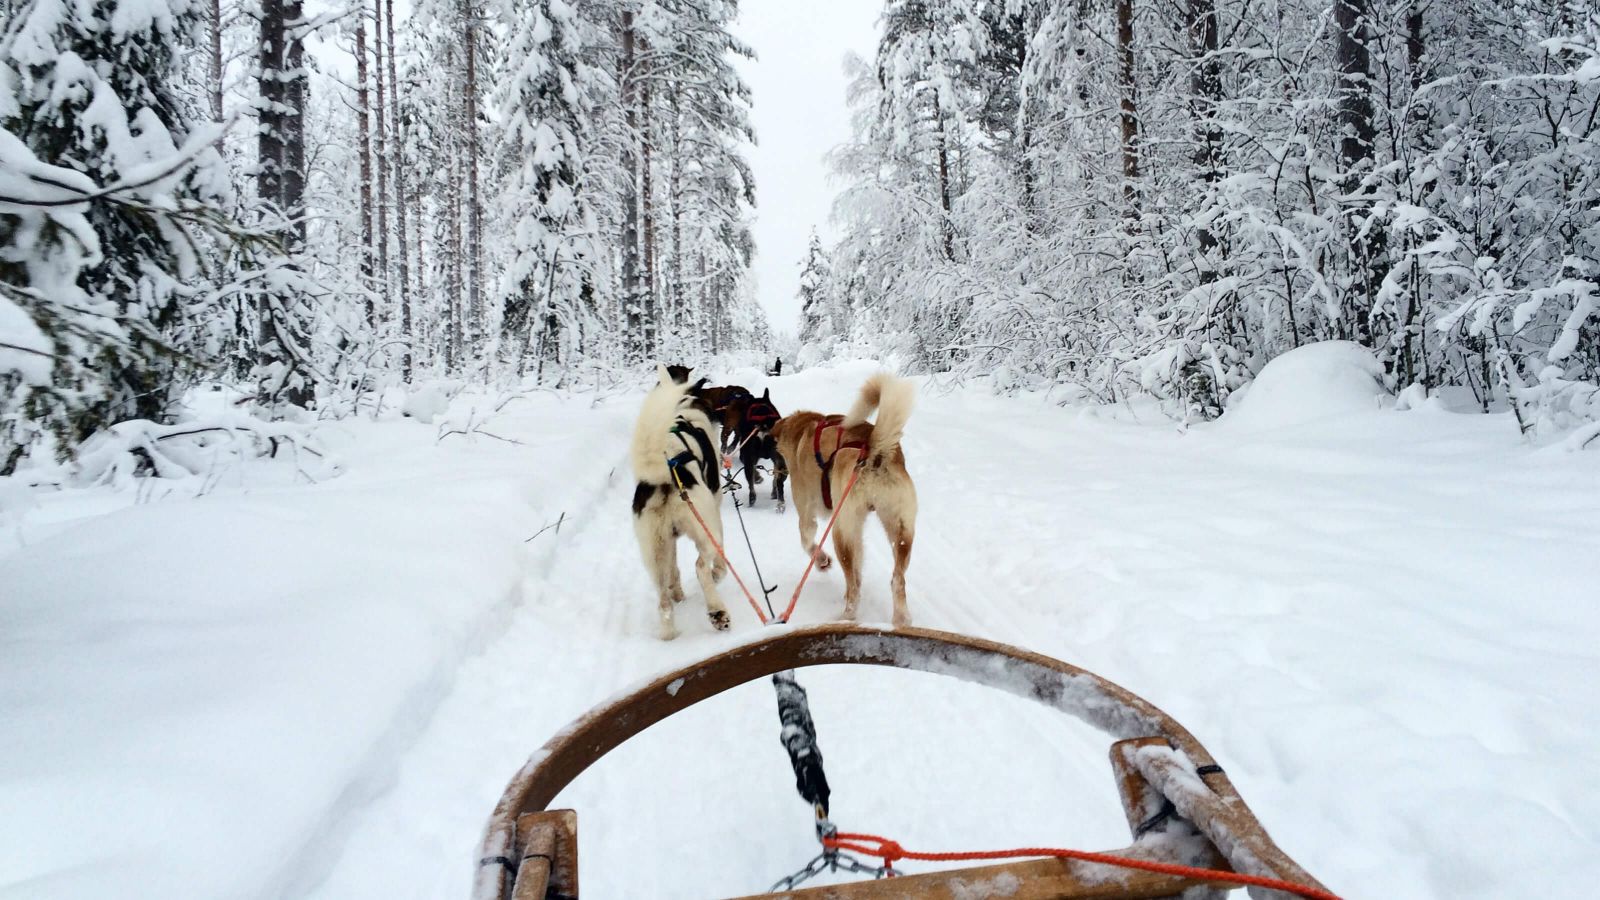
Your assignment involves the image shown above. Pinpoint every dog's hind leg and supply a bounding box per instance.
[635,516,679,640]
[659,534,686,605]
[771,453,788,513]
[832,507,867,621]
[680,493,732,631]
[883,513,915,628]
[796,495,832,570]
[741,443,760,507]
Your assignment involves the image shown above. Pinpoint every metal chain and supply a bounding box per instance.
[768,819,896,892]
[768,849,895,892]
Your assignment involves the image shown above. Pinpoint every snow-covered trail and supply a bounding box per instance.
[4,362,1597,900]
[301,363,1598,900]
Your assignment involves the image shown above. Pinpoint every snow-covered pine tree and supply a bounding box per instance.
[796,230,832,345]
[492,0,592,379]
[1,0,232,471]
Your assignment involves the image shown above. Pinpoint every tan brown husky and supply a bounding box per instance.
[771,373,916,627]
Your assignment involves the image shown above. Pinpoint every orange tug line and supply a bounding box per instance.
[823,832,1342,900]
[778,462,864,623]
[674,473,771,625]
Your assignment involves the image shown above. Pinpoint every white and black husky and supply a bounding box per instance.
[629,364,730,639]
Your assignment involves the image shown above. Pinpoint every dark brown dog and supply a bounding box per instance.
[724,388,788,510]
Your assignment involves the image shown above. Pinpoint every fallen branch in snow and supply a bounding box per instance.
[436,425,526,446]
[51,415,341,489]
[523,512,566,543]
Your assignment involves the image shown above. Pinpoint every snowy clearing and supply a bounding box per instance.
[3,362,1598,899]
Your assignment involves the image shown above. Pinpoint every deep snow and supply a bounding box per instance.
[2,360,1598,899]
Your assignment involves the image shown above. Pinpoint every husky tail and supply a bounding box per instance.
[842,372,914,459]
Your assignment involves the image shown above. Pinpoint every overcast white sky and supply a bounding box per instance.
[731,3,881,336]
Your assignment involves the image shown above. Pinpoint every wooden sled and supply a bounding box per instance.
[474,624,1331,900]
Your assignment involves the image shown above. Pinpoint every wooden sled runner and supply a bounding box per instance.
[474,624,1332,900]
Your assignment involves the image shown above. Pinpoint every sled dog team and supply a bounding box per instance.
[630,365,917,640]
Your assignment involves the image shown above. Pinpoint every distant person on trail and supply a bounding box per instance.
[769,357,782,377]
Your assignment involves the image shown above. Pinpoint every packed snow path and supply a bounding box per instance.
[3,362,1597,899]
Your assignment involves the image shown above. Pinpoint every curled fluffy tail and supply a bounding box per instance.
[842,373,914,458]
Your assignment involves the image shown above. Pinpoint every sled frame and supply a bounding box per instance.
[475,624,1327,900]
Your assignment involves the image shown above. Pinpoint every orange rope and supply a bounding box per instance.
[674,480,770,625]
[777,461,864,623]
[822,832,1342,900]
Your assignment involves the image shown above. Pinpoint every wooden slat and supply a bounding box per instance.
[510,819,553,900]
[729,853,1219,899]
[511,810,578,900]
[1110,737,1174,837]
[1132,748,1323,896]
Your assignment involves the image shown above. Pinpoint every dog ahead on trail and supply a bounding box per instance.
[771,373,916,627]
[725,388,789,511]
[630,364,730,639]
[699,385,755,449]
[694,384,788,510]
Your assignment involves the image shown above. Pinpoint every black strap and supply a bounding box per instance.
[479,855,518,875]
[1134,800,1178,838]
[1195,764,1225,777]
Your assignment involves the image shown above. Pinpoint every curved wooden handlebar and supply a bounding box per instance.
[474,624,1325,900]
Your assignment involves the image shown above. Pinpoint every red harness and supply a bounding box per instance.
[812,416,869,510]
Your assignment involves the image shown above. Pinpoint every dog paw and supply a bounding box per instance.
[659,623,680,641]
[672,589,687,604]
[775,502,786,514]
[708,609,732,631]
[816,553,833,570]
[892,610,912,629]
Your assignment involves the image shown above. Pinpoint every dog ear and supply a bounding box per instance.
[689,377,709,394]
[762,388,771,400]
[656,363,672,386]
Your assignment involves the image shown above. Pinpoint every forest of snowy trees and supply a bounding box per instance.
[5,0,1598,479]
[806,0,1599,430]
[0,0,765,475]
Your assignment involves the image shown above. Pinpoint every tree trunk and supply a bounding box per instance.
[641,64,657,359]
[372,0,390,300]
[386,0,412,378]
[209,0,223,125]
[620,11,643,360]
[935,95,955,261]
[1190,0,1222,252]
[448,136,463,371]
[1335,0,1384,344]
[1115,0,1141,214]
[355,18,375,324]
[1406,2,1425,93]
[669,85,685,349]
[256,0,311,407]
[463,0,483,367]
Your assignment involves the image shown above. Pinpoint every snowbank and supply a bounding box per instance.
[0,389,631,900]
[1221,341,1391,431]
